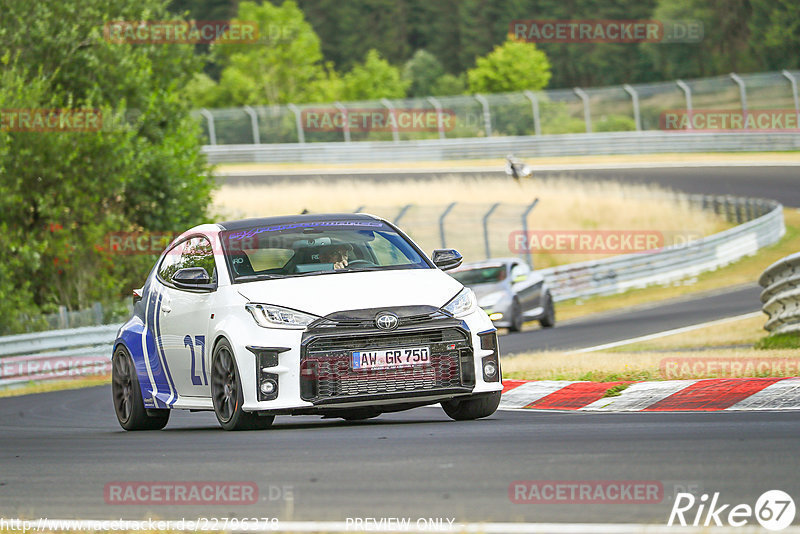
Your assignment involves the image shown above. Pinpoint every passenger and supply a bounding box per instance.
[319,244,352,269]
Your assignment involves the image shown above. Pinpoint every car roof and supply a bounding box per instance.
[216,212,381,231]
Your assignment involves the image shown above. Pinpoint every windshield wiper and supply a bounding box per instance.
[236,274,282,281]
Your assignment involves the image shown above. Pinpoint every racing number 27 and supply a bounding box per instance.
[184,335,207,386]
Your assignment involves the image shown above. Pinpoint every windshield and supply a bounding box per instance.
[450,266,507,286]
[221,219,429,281]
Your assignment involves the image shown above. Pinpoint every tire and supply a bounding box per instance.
[441,391,501,421]
[111,345,170,431]
[508,299,524,332]
[211,339,274,431]
[539,292,556,328]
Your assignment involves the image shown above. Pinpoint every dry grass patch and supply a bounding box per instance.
[607,313,766,352]
[214,151,800,174]
[213,176,725,267]
[0,375,110,398]
[555,209,800,322]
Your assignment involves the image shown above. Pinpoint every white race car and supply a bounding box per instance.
[112,214,503,431]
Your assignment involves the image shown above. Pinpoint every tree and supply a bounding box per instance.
[0,0,213,332]
[467,38,551,93]
[210,0,335,105]
[403,50,445,97]
[341,50,409,101]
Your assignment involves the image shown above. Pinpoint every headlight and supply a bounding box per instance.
[246,303,319,329]
[442,287,477,318]
[479,290,507,308]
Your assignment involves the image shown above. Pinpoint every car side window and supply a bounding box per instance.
[158,236,217,285]
[158,241,185,283]
[179,237,217,282]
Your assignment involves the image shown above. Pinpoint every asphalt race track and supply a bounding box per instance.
[1,386,800,524]
[3,164,799,526]
[500,283,763,354]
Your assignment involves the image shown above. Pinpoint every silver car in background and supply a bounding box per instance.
[449,258,555,332]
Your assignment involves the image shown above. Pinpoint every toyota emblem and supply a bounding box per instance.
[375,312,399,330]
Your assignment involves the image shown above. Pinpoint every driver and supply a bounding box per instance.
[318,243,352,270]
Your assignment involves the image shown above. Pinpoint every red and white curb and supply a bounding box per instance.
[500,377,800,411]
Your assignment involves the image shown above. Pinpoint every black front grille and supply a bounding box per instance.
[301,328,474,403]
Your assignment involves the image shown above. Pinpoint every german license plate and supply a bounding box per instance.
[351,347,430,371]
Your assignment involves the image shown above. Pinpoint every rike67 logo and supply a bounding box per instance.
[668,490,795,530]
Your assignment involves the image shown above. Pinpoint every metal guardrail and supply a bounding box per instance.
[0,324,118,387]
[198,70,800,147]
[202,131,800,164]
[540,195,784,302]
[759,252,800,335]
[0,194,785,385]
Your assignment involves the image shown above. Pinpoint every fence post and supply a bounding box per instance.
[676,80,692,129]
[334,102,351,142]
[482,203,501,259]
[380,98,400,143]
[782,70,800,131]
[199,109,216,145]
[243,106,260,144]
[426,97,446,139]
[93,302,104,325]
[394,204,413,225]
[287,104,305,143]
[623,84,642,131]
[475,94,492,137]
[521,199,539,266]
[439,202,457,248]
[573,88,592,133]
[730,73,748,130]
[523,90,542,136]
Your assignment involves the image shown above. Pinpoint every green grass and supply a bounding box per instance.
[602,383,632,397]
[755,332,800,350]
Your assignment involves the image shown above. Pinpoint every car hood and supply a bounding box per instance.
[466,281,508,300]
[236,268,464,317]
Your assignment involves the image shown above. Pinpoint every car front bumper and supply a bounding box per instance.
[231,308,503,414]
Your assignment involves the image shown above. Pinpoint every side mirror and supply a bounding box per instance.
[431,249,463,271]
[172,267,214,290]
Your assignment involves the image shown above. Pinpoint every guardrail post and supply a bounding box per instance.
[573,88,592,133]
[623,84,642,131]
[243,106,260,144]
[523,90,542,136]
[521,199,539,266]
[676,80,692,129]
[199,109,216,145]
[439,202,457,248]
[380,98,400,143]
[730,73,748,130]
[782,70,800,130]
[475,94,492,137]
[334,102,351,142]
[482,202,501,259]
[426,97,446,139]
[394,204,413,225]
[287,104,305,143]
